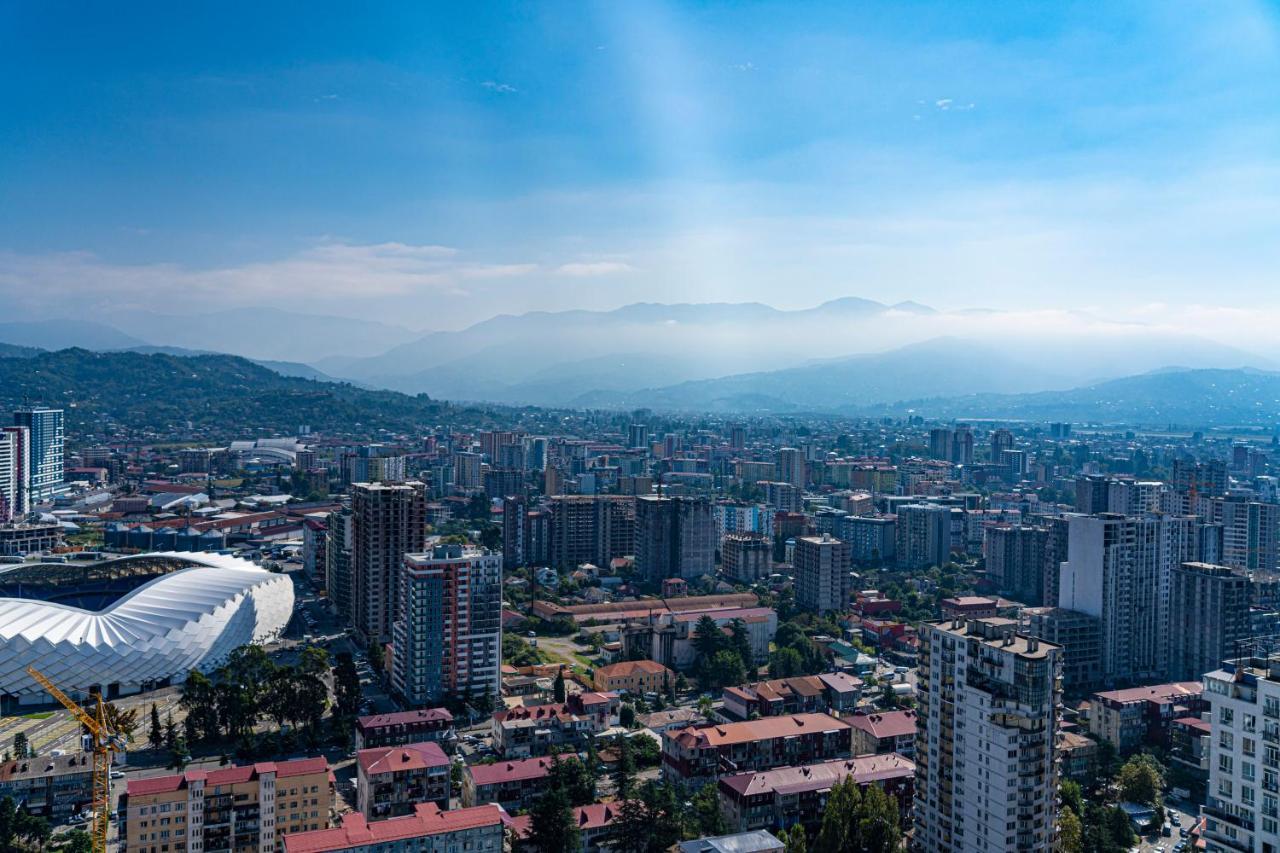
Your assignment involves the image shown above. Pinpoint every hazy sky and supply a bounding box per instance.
[3,0,1280,333]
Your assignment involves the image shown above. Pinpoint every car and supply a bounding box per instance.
[526,631,537,638]
[894,666,909,674]
[110,770,125,779]
[50,750,66,757]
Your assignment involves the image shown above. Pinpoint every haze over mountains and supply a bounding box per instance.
[2,297,1275,419]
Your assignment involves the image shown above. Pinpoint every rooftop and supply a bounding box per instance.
[283,803,503,853]
[1092,682,1202,706]
[669,713,849,749]
[845,710,917,740]
[357,707,453,730]
[677,830,784,853]
[128,756,328,797]
[358,741,449,776]
[466,756,554,787]
[719,754,915,798]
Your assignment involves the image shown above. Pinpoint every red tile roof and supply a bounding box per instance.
[467,756,554,787]
[283,803,503,853]
[719,754,915,798]
[507,802,626,838]
[127,757,328,797]
[358,741,449,776]
[670,713,850,749]
[846,710,918,740]
[357,708,453,729]
[1092,682,1203,707]
[595,660,669,679]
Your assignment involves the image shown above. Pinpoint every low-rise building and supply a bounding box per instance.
[720,673,862,721]
[0,752,93,820]
[677,830,784,853]
[282,803,504,853]
[592,660,673,695]
[1088,682,1205,752]
[1057,731,1099,784]
[508,802,623,853]
[661,714,853,787]
[356,741,451,819]
[939,596,999,619]
[491,693,619,757]
[461,756,554,810]
[123,757,332,853]
[354,708,455,751]
[1168,715,1211,800]
[718,754,915,833]
[845,710,918,759]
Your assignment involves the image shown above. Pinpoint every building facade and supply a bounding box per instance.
[391,544,502,705]
[12,408,62,502]
[635,496,716,584]
[914,618,1061,853]
[794,535,853,615]
[351,482,427,643]
[1168,562,1251,682]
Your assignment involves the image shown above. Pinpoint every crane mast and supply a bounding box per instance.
[26,666,118,853]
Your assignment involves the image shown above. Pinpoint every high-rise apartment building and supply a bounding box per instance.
[985,525,1050,606]
[351,481,427,643]
[776,447,806,488]
[325,505,353,622]
[452,451,483,491]
[730,425,746,450]
[501,495,528,570]
[894,504,952,569]
[547,495,635,570]
[721,532,771,583]
[1058,513,1201,684]
[760,481,804,514]
[629,423,649,450]
[12,407,63,502]
[635,496,716,583]
[1168,562,1251,682]
[794,534,853,615]
[122,757,332,853]
[915,618,1061,853]
[1199,498,1280,573]
[0,426,29,522]
[1202,650,1280,852]
[1074,475,1112,514]
[989,428,1013,460]
[392,544,502,705]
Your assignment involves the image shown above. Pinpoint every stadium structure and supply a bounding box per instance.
[0,552,293,703]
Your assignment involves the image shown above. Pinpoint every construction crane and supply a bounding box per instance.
[26,666,123,853]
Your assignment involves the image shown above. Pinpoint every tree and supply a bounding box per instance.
[367,641,385,673]
[149,703,163,748]
[548,755,596,806]
[525,783,579,853]
[780,824,806,853]
[180,669,220,743]
[103,701,139,744]
[692,615,724,663]
[691,782,727,838]
[57,829,94,853]
[1060,779,1083,818]
[814,777,861,853]
[857,784,901,853]
[333,652,362,720]
[768,647,804,678]
[619,704,636,728]
[553,668,567,703]
[1117,753,1165,806]
[729,618,754,673]
[706,650,747,690]
[613,736,636,800]
[1059,807,1083,853]
[11,732,28,760]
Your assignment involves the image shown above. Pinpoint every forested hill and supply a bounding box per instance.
[0,348,489,438]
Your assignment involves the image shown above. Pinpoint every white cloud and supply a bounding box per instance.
[554,261,635,277]
[481,80,517,93]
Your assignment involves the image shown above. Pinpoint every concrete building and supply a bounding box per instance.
[717,755,915,834]
[391,544,502,705]
[635,496,716,583]
[1024,607,1102,694]
[894,504,952,569]
[1200,498,1280,574]
[760,481,804,514]
[0,752,92,820]
[794,535,853,615]
[12,408,62,502]
[356,741,450,819]
[324,505,353,623]
[661,714,852,788]
[837,514,896,564]
[451,451,483,491]
[984,524,1051,606]
[354,708,455,751]
[1169,562,1251,682]
[776,447,806,488]
[621,606,777,672]
[846,709,918,758]
[721,673,862,721]
[1088,682,1205,752]
[721,532,771,583]
[1058,512,1202,685]
[351,481,427,644]
[1201,650,1280,852]
[122,757,331,853]
[548,495,636,571]
[914,618,1061,853]
[0,426,29,522]
[461,756,553,810]
[592,659,672,694]
[283,803,504,853]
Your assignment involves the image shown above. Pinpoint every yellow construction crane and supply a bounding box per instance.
[26,666,123,853]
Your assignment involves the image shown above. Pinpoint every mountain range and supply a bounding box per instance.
[2,299,1277,422]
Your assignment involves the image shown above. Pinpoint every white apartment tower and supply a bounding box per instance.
[915,618,1062,853]
[1202,649,1280,852]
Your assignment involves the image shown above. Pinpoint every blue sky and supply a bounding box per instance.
[2,0,1280,336]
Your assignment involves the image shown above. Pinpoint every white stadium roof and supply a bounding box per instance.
[0,551,294,698]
